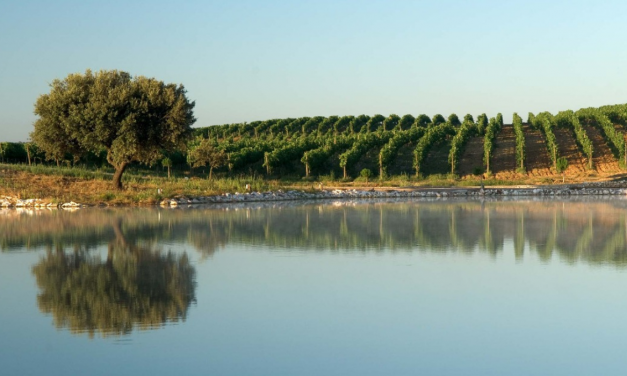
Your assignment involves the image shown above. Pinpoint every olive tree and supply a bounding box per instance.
[32,69,196,189]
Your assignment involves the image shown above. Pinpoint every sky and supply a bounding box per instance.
[1,0,627,142]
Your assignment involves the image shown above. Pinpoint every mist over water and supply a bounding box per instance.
[2,198,627,375]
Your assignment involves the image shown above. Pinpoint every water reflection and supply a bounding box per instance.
[2,197,627,265]
[31,219,196,338]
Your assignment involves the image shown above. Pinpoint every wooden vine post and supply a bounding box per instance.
[379,154,383,178]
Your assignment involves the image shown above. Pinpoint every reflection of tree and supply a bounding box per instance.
[32,222,196,338]
[8,199,627,267]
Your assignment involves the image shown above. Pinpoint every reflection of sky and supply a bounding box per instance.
[2,234,627,375]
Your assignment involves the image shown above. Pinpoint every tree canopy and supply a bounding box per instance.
[32,69,196,189]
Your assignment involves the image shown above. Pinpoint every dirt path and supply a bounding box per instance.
[583,125,620,172]
[554,128,587,176]
[523,124,552,177]
[457,136,484,176]
[492,124,517,178]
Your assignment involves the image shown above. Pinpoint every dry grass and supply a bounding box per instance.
[2,163,627,206]
[0,164,278,205]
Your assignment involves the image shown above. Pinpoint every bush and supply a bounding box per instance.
[556,157,568,173]
[360,168,372,183]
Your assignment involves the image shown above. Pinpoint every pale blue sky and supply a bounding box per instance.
[1,0,626,141]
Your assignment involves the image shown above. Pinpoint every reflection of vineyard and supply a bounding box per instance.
[4,199,627,265]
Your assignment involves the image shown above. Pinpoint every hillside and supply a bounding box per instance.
[2,105,627,183]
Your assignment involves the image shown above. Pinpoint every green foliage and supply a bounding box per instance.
[0,142,29,163]
[527,112,536,126]
[334,116,354,134]
[269,118,295,137]
[599,104,627,126]
[413,123,456,176]
[463,114,475,123]
[449,120,477,173]
[31,69,195,189]
[382,114,400,131]
[301,116,325,135]
[227,142,273,171]
[414,114,432,128]
[577,107,625,165]
[512,113,526,171]
[535,112,559,168]
[301,136,352,175]
[264,136,321,174]
[359,168,372,182]
[556,157,568,173]
[496,113,504,127]
[339,132,392,177]
[432,114,446,126]
[161,157,172,168]
[254,119,280,136]
[448,113,461,127]
[317,116,339,135]
[284,117,309,138]
[379,128,425,175]
[350,115,370,133]
[398,114,416,131]
[363,114,385,133]
[555,110,593,169]
[188,137,227,179]
[483,117,502,173]
[476,114,488,135]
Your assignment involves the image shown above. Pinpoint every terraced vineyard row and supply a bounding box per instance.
[3,105,627,180]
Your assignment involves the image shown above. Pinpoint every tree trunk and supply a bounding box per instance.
[379,154,383,178]
[26,146,31,166]
[167,166,171,179]
[209,166,213,180]
[112,162,128,190]
[343,166,347,179]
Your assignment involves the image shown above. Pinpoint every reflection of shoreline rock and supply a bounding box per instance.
[159,186,627,207]
[0,195,83,209]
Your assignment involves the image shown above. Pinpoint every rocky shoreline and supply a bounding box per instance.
[3,183,627,209]
[160,186,627,207]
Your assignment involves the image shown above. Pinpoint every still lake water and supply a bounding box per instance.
[2,197,627,376]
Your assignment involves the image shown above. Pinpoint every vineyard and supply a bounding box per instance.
[4,104,627,182]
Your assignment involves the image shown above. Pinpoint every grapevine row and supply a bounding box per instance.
[577,108,625,165]
[379,127,425,176]
[554,110,593,169]
[413,123,456,176]
[512,113,525,171]
[483,117,501,174]
[448,120,477,174]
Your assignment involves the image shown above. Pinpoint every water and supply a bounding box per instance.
[2,197,627,375]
